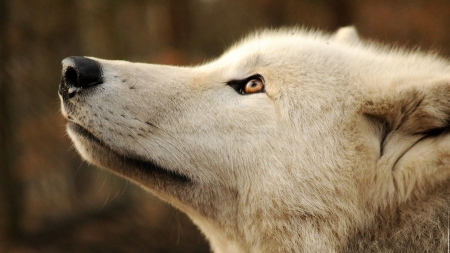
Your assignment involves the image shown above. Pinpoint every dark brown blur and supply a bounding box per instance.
[1,0,449,252]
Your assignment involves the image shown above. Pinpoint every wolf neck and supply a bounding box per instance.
[190,212,348,253]
[347,180,450,252]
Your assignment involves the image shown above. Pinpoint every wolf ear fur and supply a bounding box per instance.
[363,81,450,137]
[333,26,360,45]
[362,80,450,204]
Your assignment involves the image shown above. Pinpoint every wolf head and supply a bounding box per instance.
[59,27,450,252]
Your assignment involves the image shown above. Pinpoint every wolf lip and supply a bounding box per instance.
[68,122,190,183]
[68,122,101,145]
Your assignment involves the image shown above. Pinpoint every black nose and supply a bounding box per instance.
[59,56,103,99]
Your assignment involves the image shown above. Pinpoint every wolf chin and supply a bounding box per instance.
[59,26,450,252]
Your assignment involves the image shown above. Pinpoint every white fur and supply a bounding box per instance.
[60,27,450,252]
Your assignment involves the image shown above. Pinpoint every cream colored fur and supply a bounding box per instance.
[60,27,450,252]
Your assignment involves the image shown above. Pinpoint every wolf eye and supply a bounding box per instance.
[244,79,265,94]
[227,75,265,95]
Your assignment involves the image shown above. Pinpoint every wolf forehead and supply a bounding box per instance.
[225,27,352,54]
[209,28,347,69]
[202,26,436,91]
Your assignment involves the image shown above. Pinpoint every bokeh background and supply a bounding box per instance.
[1,0,450,252]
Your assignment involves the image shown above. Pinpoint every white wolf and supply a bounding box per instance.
[59,27,450,252]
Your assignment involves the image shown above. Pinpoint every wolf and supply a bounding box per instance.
[59,26,450,252]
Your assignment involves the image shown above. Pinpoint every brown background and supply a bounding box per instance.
[1,0,450,252]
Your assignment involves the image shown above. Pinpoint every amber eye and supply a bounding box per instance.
[243,78,265,94]
[227,75,265,95]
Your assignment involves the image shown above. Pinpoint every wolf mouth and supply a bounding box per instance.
[68,122,191,183]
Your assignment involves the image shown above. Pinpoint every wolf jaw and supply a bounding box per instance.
[68,121,190,183]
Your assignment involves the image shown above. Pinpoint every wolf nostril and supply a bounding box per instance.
[63,67,78,98]
[59,56,103,99]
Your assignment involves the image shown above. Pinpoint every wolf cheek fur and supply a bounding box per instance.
[59,27,450,252]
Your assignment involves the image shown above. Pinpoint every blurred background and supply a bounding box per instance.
[0,0,450,252]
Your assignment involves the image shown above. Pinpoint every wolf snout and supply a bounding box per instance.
[59,56,103,99]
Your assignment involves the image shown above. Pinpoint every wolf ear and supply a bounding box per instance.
[333,26,360,45]
[362,79,450,203]
[363,80,450,138]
